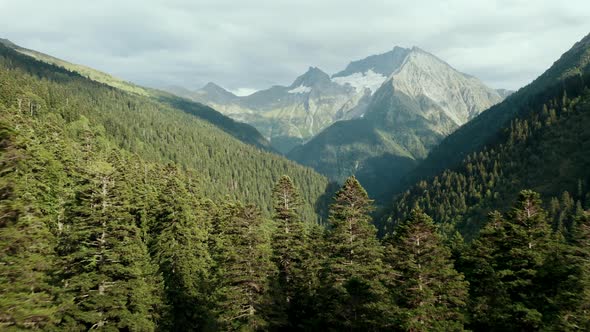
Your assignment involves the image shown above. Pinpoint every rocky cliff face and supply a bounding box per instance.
[366,47,502,138]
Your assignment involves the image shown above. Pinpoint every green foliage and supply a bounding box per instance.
[0,117,62,329]
[319,176,388,330]
[151,166,213,331]
[384,209,468,331]
[461,191,553,331]
[210,202,277,331]
[56,150,162,331]
[270,176,315,328]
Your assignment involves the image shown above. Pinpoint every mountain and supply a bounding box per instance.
[386,32,590,237]
[288,47,503,201]
[0,38,273,151]
[170,47,421,153]
[0,40,330,221]
[405,32,590,185]
[332,46,410,78]
[194,82,240,105]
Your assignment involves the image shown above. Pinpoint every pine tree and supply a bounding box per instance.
[462,190,552,331]
[460,211,510,330]
[56,151,161,331]
[384,209,468,331]
[320,176,386,330]
[210,201,276,331]
[151,165,213,331]
[269,175,312,328]
[549,211,590,330]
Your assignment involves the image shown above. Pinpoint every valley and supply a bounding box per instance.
[1,5,589,330]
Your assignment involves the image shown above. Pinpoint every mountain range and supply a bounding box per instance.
[169,46,509,155]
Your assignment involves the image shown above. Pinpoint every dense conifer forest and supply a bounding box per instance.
[1,29,590,332]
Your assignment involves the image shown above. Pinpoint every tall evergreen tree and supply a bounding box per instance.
[384,209,468,331]
[56,151,162,331]
[210,201,277,331]
[320,176,387,330]
[462,190,552,331]
[270,175,313,328]
[548,211,590,330]
[151,165,213,331]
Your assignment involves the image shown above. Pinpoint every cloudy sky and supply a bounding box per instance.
[2,0,589,95]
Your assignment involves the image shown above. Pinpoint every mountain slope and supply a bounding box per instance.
[289,47,502,201]
[0,38,273,151]
[406,33,590,183]
[0,42,330,221]
[386,32,590,237]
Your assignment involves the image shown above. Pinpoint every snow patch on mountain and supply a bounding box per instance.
[332,69,387,94]
[288,85,312,94]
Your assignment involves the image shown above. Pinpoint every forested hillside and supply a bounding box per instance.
[0,43,329,221]
[385,36,590,238]
[2,111,587,330]
[0,39,274,152]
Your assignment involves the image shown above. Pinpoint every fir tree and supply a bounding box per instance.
[384,209,468,331]
[0,120,61,329]
[462,190,552,331]
[210,201,276,331]
[151,165,213,331]
[270,175,312,328]
[549,211,590,330]
[320,176,386,330]
[57,151,161,331]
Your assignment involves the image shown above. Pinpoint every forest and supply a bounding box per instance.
[1,28,590,332]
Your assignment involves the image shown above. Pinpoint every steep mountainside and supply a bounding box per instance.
[0,42,330,221]
[405,33,590,184]
[0,38,273,151]
[289,47,502,201]
[386,32,590,237]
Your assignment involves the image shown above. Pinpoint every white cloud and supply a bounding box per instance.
[1,0,589,91]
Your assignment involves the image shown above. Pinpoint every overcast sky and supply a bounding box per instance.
[2,0,589,95]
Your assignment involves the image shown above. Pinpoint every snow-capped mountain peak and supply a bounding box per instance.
[332,69,387,94]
